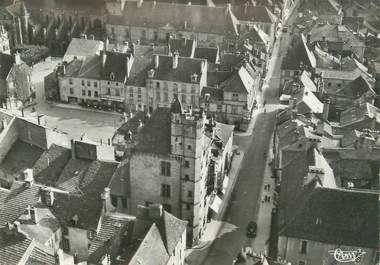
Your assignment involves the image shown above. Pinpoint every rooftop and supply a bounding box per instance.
[169,38,195,58]
[0,52,14,80]
[149,54,205,83]
[102,51,133,83]
[0,140,44,183]
[232,4,276,23]
[340,103,380,128]
[63,38,104,60]
[194,47,219,64]
[134,108,172,155]
[109,2,239,36]
[0,227,33,265]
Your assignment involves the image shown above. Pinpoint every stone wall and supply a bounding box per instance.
[0,117,18,163]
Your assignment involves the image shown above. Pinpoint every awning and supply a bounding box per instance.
[222,176,229,194]
[210,195,223,213]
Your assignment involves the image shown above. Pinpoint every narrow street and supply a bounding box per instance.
[186,3,300,265]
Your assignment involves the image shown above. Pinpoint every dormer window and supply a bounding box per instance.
[148,69,155,78]
[110,72,115,81]
[191,73,198,83]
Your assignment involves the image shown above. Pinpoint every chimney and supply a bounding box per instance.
[61,64,66,75]
[70,139,76,159]
[89,34,95,40]
[43,188,55,206]
[29,206,41,224]
[43,27,47,40]
[154,54,159,69]
[81,33,87,40]
[24,168,34,187]
[225,3,231,15]
[322,99,330,120]
[13,221,21,233]
[137,0,143,8]
[148,204,163,219]
[131,43,136,56]
[14,52,21,65]
[172,51,179,69]
[101,187,114,212]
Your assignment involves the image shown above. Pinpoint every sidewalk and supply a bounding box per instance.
[251,132,275,254]
[185,149,245,264]
[55,103,123,116]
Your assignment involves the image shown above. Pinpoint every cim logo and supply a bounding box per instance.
[328,248,366,263]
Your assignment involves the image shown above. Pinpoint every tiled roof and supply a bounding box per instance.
[282,36,313,70]
[340,103,380,128]
[219,53,245,71]
[55,158,93,192]
[64,56,102,80]
[134,108,172,155]
[0,52,13,80]
[102,51,133,83]
[150,55,205,83]
[26,245,56,265]
[0,228,33,265]
[109,2,238,36]
[194,47,219,63]
[32,144,71,186]
[88,214,131,263]
[207,71,234,87]
[220,65,254,94]
[117,111,149,136]
[335,75,376,98]
[280,187,379,248]
[22,0,105,14]
[64,38,103,60]
[0,181,42,227]
[214,122,234,148]
[51,161,118,230]
[109,160,130,197]
[129,223,169,265]
[232,4,276,23]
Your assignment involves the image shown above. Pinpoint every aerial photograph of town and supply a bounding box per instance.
[0,0,378,264]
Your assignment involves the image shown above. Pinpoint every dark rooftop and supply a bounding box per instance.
[102,51,133,83]
[194,47,219,64]
[201,86,224,101]
[232,4,276,23]
[169,38,195,58]
[0,228,33,265]
[0,53,14,80]
[134,108,172,155]
[281,36,313,70]
[0,140,44,183]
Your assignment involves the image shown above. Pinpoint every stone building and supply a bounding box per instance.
[122,99,233,246]
[0,24,10,54]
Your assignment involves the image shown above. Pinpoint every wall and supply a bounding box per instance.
[166,229,187,265]
[46,128,71,149]
[0,116,18,163]
[17,118,48,150]
[68,227,90,261]
[96,144,115,162]
[59,75,101,103]
[278,236,377,265]
[129,153,181,216]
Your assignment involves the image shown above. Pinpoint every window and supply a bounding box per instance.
[121,197,127,208]
[70,87,74,94]
[111,195,118,207]
[88,90,91,97]
[107,88,111,95]
[62,238,70,251]
[217,104,222,111]
[69,78,73,85]
[94,82,97,88]
[87,81,90,86]
[116,82,118,86]
[184,174,190,181]
[181,94,187,103]
[186,203,191,210]
[173,83,178,93]
[82,90,86,96]
[232,93,239,101]
[145,201,153,207]
[187,190,193,197]
[94,91,98,97]
[337,83,341,88]
[163,203,171,213]
[231,106,238,114]
[164,92,169,102]
[298,261,306,265]
[191,86,196,94]
[156,82,160,89]
[161,184,171,197]
[125,28,129,38]
[161,161,171,176]
[185,160,190,168]
[327,83,331,87]
[81,80,85,86]
[111,27,115,34]
[138,87,142,94]
[187,145,191,150]
[191,95,196,104]
[163,82,168,90]
[300,240,307,254]
[156,91,161,102]
[115,88,120,96]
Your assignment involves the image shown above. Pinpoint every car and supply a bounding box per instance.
[282,26,288,33]
[246,221,257,238]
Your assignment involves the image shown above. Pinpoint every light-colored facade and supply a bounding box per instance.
[0,25,10,54]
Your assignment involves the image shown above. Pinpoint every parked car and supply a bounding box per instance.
[246,221,257,238]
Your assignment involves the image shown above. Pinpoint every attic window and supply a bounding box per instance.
[316,217,322,225]
[191,73,198,83]
[110,72,115,81]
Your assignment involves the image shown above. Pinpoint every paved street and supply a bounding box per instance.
[185,3,301,264]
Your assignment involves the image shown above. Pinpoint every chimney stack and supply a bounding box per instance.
[154,54,159,69]
[148,204,163,219]
[14,52,21,65]
[101,187,115,212]
[23,168,34,187]
[225,3,231,15]
[126,56,130,79]
[172,51,179,69]
[29,206,41,224]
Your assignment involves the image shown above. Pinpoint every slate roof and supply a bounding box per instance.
[232,4,276,23]
[25,245,55,265]
[150,55,205,83]
[214,122,234,148]
[220,65,255,94]
[201,86,224,101]
[335,75,376,98]
[64,55,102,80]
[32,144,71,186]
[280,187,379,248]
[102,51,133,83]
[109,160,130,197]
[134,108,172,155]
[117,111,150,136]
[55,158,93,192]
[169,38,195,58]
[194,47,219,63]
[0,228,33,265]
[207,71,234,87]
[281,36,313,70]
[0,52,13,80]
[51,161,118,230]
[109,2,239,36]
